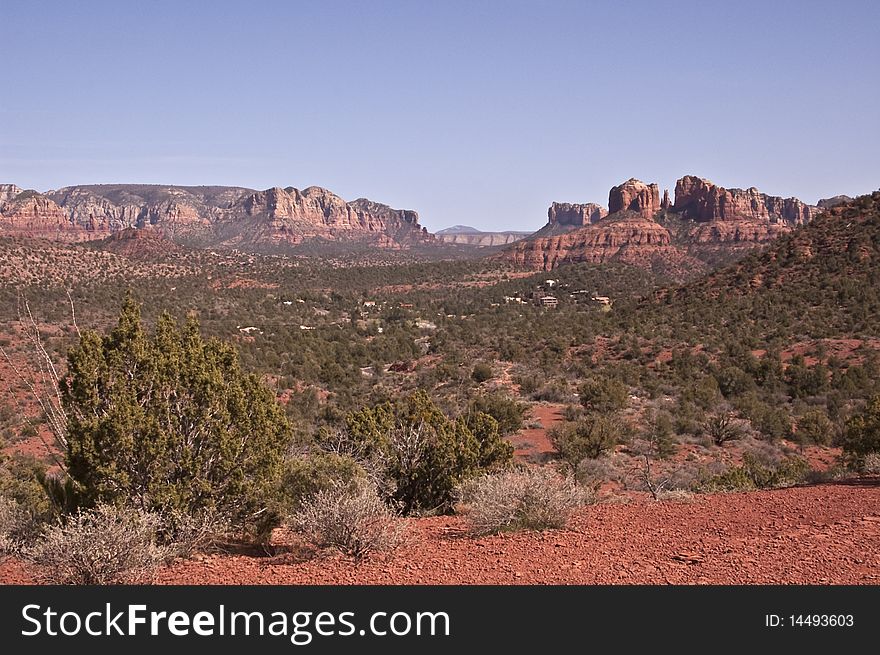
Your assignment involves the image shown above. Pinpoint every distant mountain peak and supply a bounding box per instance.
[436,225,482,234]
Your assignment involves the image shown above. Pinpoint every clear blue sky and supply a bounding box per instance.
[2,0,878,231]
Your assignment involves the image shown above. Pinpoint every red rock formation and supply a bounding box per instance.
[608,179,661,218]
[228,186,430,248]
[547,202,608,228]
[504,178,684,275]
[48,185,244,239]
[0,183,430,250]
[500,175,821,278]
[673,175,816,225]
[0,184,22,204]
[503,212,704,277]
[0,191,91,241]
[101,226,186,259]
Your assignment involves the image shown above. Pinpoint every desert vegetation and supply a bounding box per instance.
[1,193,879,583]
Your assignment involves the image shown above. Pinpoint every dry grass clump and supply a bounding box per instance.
[23,504,167,584]
[457,468,591,536]
[862,452,880,475]
[289,480,405,560]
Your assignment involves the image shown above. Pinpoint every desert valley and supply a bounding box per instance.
[1,175,878,585]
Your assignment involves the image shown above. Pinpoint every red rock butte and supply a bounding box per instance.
[502,175,822,275]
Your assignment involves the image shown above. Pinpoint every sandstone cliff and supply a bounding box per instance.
[224,186,429,249]
[0,184,22,204]
[0,190,92,241]
[547,202,608,229]
[435,226,530,247]
[0,183,431,251]
[504,178,677,274]
[608,178,661,218]
[667,175,820,265]
[673,175,817,225]
[502,175,823,279]
[504,211,704,277]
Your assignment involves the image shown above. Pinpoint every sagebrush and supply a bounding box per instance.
[457,468,590,535]
[24,504,166,584]
[289,480,404,560]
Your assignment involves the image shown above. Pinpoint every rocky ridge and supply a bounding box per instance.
[547,202,608,229]
[0,183,431,250]
[673,175,816,225]
[436,225,530,247]
[503,175,823,276]
[0,190,94,241]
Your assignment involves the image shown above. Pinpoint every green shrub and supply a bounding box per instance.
[345,391,511,514]
[795,409,834,446]
[549,415,621,476]
[842,396,880,466]
[63,298,293,533]
[715,366,754,398]
[514,375,540,395]
[471,362,494,383]
[465,412,515,470]
[643,410,677,459]
[0,498,41,555]
[466,394,526,436]
[578,376,628,413]
[701,453,811,492]
[282,452,366,511]
[531,381,571,402]
[703,412,744,445]
[0,454,52,520]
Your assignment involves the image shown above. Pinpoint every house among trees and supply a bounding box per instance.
[538,295,559,308]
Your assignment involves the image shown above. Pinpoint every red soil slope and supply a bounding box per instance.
[506,403,564,461]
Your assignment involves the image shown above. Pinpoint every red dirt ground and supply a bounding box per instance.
[506,403,564,460]
[3,480,877,585]
[754,338,880,367]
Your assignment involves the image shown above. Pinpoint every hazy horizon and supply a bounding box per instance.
[2,0,878,232]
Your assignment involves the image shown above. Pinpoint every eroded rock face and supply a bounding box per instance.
[504,212,702,276]
[228,186,430,248]
[1,183,431,250]
[673,175,817,225]
[0,184,22,204]
[500,174,825,278]
[0,191,91,241]
[608,178,661,218]
[681,219,794,266]
[547,202,608,228]
[436,231,529,246]
[505,178,673,273]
